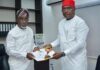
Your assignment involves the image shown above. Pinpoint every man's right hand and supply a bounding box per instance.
[26,53,34,60]
[33,47,40,52]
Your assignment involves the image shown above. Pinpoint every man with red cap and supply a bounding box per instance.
[44,0,89,70]
[6,8,36,70]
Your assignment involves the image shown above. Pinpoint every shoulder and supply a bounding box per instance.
[75,15,89,29]
[27,26,33,32]
[74,15,87,26]
[8,26,17,36]
[59,18,66,26]
[75,15,85,23]
[26,26,34,35]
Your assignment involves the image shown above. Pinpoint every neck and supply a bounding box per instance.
[17,25,26,30]
[66,15,75,20]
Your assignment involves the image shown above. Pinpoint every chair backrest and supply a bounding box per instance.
[95,55,100,70]
[0,44,10,70]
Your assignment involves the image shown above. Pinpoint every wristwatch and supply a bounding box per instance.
[61,52,66,57]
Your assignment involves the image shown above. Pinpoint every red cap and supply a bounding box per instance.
[62,0,75,8]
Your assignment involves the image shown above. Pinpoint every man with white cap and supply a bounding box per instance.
[6,8,35,70]
[44,0,89,70]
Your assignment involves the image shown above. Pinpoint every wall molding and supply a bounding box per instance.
[0,6,15,10]
[47,0,100,9]
[47,1,61,5]
[88,56,97,60]
[76,1,100,9]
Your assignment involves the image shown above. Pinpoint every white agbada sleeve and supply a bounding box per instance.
[6,33,27,58]
[64,21,89,55]
[51,36,60,47]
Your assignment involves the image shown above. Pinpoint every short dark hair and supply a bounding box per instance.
[16,8,29,18]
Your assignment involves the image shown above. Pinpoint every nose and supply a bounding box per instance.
[22,19,26,23]
[23,20,26,23]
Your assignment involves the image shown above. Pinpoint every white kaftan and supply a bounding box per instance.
[6,25,35,70]
[51,15,89,70]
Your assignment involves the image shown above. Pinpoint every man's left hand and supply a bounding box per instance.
[52,52,65,59]
[26,53,34,60]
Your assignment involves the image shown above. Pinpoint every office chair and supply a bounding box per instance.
[0,44,10,70]
[95,55,100,70]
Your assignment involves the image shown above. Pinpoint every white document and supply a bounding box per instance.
[31,48,55,61]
